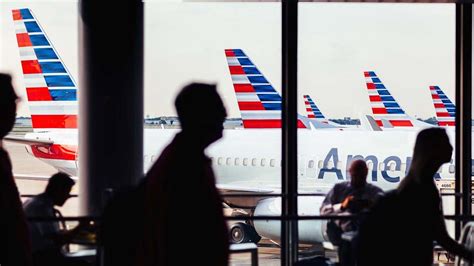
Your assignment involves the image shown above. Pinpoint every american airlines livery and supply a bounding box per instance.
[302,94,357,129]
[364,71,432,129]
[224,49,341,130]
[303,94,329,123]
[7,8,461,244]
[430,85,456,127]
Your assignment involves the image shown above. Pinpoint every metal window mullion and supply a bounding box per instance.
[455,3,472,239]
[282,0,299,265]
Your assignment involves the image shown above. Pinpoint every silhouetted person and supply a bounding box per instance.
[321,160,382,265]
[0,73,33,266]
[137,83,229,266]
[356,128,472,265]
[321,160,383,245]
[24,172,90,266]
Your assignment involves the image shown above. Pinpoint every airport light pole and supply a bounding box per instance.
[79,0,144,216]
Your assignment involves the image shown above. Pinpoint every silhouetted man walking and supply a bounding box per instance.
[0,73,33,266]
[138,83,229,266]
[357,128,473,265]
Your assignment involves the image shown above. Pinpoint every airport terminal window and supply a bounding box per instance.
[4,2,461,266]
[145,0,283,261]
[1,2,79,218]
[297,3,457,261]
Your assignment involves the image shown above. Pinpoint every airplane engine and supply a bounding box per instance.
[253,196,327,244]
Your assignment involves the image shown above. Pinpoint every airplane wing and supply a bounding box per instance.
[14,173,51,181]
[217,183,276,209]
[217,184,276,194]
[4,135,54,146]
[14,173,78,181]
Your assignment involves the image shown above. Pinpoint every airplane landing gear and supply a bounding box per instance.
[229,222,261,244]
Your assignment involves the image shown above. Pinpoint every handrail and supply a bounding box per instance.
[21,194,78,198]
[18,193,468,198]
[26,214,474,222]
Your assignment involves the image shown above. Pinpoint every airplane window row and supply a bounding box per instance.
[211,157,278,167]
[145,155,454,174]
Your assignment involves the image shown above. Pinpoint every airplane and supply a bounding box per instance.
[364,71,432,129]
[224,49,339,130]
[429,86,455,127]
[302,94,362,129]
[7,9,459,245]
[303,94,330,124]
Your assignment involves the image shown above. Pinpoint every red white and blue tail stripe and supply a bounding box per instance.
[225,49,306,128]
[13,9,77,132]
[364,71,413,128]
[303,94,328,123]
[430,86,455,127]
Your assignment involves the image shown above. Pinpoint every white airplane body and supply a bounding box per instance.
[22,128,460,243]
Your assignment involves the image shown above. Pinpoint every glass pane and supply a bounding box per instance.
[145,1,282,264]
[298,3,455,264]
[0,2,79,217]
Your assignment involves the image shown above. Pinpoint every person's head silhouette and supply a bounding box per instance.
[413,127,452,166]
[175,83,227,148]
[349,159,369,189]
[45,172,75,206]
[401,128,452,187]
[0,74,18,139]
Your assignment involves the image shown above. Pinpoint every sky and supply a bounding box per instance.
[0,1,455,119]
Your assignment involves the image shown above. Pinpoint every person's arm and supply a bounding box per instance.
[434,190,473,261]
[320,185,345,215]
[435,214,472,261]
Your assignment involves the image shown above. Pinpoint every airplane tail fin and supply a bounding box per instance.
[364,71,413,128]
[225,49,306,129]
[303,94,328,123]
[12,8,77,132]
[430,86,455,127]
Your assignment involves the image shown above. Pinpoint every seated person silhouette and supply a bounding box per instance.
[23,172,90,266]
[137,83,229,266]
[356,128,473,266]
[320,159,383,246]
[0,73,33,266]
